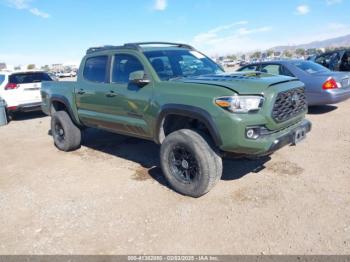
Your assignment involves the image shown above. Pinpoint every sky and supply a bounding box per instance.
[0,0,349,66]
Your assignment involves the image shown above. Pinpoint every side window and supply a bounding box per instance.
[260,64,280,75]
[83,56,108,83]
[239,65,259,71]
[148,56,173,80]
[112,54,144,84]
[280,65,294,77]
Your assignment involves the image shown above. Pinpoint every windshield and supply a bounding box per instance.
[293,61,330,74]
[143,49,223,81]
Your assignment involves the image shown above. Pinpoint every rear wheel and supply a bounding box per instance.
[160,129,222,197]
[51,111,81,151]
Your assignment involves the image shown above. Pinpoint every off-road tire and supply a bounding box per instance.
[51,111,81,151]
[160,129,223,197]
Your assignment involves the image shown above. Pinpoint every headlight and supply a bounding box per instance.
[215,95,264,113]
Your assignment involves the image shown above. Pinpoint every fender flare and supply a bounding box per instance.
[154,104,222,146]
[50,95,82,127]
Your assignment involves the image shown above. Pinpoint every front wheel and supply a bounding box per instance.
[160,129,222,197]
[51,111,81,151]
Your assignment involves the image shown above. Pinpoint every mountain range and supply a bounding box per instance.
[272,34,350,51]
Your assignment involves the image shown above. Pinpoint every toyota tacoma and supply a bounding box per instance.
[41,42,311,197]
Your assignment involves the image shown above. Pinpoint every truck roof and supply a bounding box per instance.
[86,42,195,54]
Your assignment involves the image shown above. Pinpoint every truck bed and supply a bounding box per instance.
[41,81,77,115]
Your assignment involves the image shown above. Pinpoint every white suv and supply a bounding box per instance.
[0,71,52,118]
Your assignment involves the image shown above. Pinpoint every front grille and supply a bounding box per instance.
[272,87,307,123]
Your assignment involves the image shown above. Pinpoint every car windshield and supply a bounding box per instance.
[293,61,330,74]
[143,49,223,81]
[9,72,52,84]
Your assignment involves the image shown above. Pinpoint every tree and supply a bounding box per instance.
[41,65,50,71]
[27,64,36,70]
[227,54,237,61]
[266,49,274,57]
[283,50,293,58]
[251,51,261,59]
[295,48,306,57]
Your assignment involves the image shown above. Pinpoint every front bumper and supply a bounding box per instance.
[220,119,312,156]
[265,119,311,155]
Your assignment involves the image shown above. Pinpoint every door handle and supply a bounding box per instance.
[77,89,85,95]
[106,91,118,97]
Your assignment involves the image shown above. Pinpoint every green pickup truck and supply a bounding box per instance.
[41,42,311,197]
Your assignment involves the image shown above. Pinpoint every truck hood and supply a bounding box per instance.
[173,72,300,95]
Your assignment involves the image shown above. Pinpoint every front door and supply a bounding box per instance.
[107,53,153,138]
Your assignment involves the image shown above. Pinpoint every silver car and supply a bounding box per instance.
[238,60,350,106]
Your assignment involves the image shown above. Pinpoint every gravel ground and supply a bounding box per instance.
[0,99,349,254]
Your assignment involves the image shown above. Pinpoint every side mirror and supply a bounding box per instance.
[129,71,150,87]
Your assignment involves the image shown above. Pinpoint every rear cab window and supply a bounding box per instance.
[83,56,109,83]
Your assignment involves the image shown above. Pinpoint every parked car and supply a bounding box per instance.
[48,72,59,81]
[0,71,53,119]
[56,71,76,78]
[41,42,311,197]
[309,49,350,72]
[238,60,350,106]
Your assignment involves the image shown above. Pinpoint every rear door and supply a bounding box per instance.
[75,55,114,126]
[8,72,52,104]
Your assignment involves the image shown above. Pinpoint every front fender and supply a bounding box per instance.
[154,104,222,146]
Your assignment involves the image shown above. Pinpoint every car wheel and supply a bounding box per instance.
[51,111,81,151]
[160,129,222,197]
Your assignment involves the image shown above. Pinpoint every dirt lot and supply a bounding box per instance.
[0,99,349,254]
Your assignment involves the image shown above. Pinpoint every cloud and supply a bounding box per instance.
[192,22,274,55]
[5,0,50,18]
[295,5,310,15]
[237,26,271,35]
[153,0,167,11]
[193,21,249,43]
[326,0,342,5]
[29,7,49,18]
